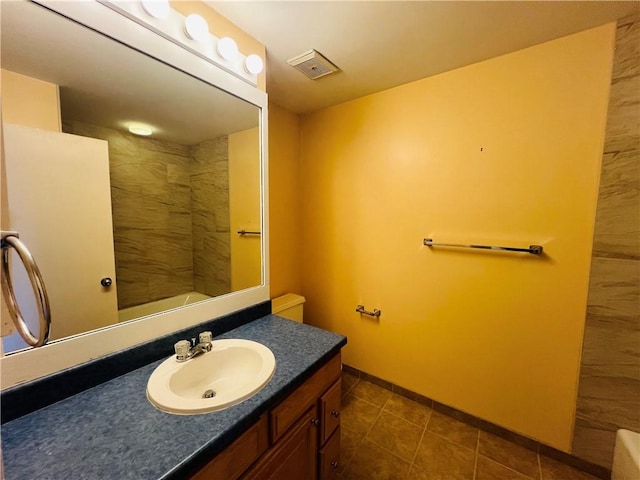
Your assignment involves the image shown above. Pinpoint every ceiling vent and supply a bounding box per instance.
[287,49,339,80]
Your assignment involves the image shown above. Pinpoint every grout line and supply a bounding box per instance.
[341,372,359,398]
[473,428,480,480]
[363,403,384,439]
[422,419,479,453]
[538,452,544,480]
[338,426,360,476]
[410,416,429,467]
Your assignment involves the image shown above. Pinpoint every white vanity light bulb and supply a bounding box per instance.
[217,37,239,61]
[141,0,170,19]
[244,54,264,75]
[184,14,209,43]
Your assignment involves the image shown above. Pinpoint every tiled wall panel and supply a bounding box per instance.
[190,137,231,297]
[63,121,231,309]
[573,12,640,469]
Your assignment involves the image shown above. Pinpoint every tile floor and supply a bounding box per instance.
[338,372,601,480]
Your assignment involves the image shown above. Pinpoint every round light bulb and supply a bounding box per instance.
[141,0,170,19]
[128,125,153,136]
[184,14,209,43]
[217,37,238,61]
[244,54,264,75]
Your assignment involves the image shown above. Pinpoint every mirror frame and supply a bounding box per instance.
[0,0,270,389]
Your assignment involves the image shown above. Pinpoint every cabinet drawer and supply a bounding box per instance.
[320,379,341,444]
[242,406,318,480]
[191,416,268,480]
[270,353,341,443]
[319,427,341,480]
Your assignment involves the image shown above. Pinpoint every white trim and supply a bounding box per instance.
[1,0,270,389]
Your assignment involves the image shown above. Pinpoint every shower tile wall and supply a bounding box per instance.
[573,12,640,469]
[190,137,232,298]
[62,121,231,309]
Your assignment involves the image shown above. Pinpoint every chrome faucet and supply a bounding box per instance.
[174,331,213,362]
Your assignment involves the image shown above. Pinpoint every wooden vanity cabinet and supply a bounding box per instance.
[191,353,342,480]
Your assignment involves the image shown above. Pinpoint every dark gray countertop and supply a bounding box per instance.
[1,315,346,479]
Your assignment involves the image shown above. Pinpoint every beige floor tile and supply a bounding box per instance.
[366,411,424,461]
[383,393,432,427]
[427,410,478,449]
[539,456,602,480]
[342,372,359,397]
[339,427,362,475]
[350,380,393,407]
[341,438,410,480]
[406,466,437,480]
[476,454,537,480]
[478,431,540,479]
[341,394,382,436]
[413,431,476,479]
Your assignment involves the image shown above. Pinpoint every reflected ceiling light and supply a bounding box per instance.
[184,14,209,43]
[141,0,170,20]
[128,125,153,136]
[217,37,238,61]
[244,54,264,75]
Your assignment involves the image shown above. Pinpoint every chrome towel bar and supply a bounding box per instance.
[423,238,543,255]
[237,229,261,236]
[356,305,381,317]
[1,231,51,347]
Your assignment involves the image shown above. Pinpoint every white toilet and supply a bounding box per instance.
[272,294,306,323]
[612,429,640,480]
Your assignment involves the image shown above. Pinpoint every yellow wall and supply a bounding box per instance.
[172,1,266,91]
[299,24,615,450]
[1,69,60,132]
[268,102,303,297]
[229,127,262,291]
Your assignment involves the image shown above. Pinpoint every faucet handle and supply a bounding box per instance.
[199,331,212,344]
[174,340,190,359]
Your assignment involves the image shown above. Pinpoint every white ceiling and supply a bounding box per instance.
[209,1,639,114]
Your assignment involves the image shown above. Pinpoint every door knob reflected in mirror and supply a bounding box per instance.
[100,277,113,287]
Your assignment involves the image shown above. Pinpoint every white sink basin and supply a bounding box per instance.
[147,339,276,414]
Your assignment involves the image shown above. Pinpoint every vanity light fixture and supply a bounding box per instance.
[140,0,170,19]
[217,37,239,61]
[128,125,153,136]
[244,54,264,75]
[184,14,209,43]
[105,1,264,86]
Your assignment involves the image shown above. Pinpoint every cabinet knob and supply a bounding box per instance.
[330,461,339,469]
[311,418,320,427]
[100,277,113,287]
[331,410,340,418]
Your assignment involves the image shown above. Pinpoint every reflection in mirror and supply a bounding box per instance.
[1,1,262,354]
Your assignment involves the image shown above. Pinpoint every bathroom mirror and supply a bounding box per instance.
[0,0,269,386]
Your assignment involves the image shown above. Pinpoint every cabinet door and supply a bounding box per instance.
[270,354,341,443]
[191,416,268,480]
[320,380,341,444]
[319,428,341,480]
[243,406,318,480]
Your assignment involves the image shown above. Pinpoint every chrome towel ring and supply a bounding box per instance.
[1,231,51,347]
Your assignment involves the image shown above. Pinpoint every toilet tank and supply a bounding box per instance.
[272,294,306,323]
